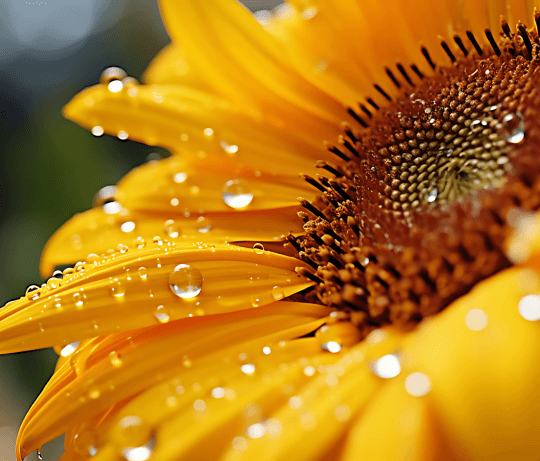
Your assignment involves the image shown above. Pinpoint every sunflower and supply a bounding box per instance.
[3,0,540,459]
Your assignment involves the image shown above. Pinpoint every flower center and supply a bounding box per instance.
[289,19,540,339]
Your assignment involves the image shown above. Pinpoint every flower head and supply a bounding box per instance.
[3,1,540,460]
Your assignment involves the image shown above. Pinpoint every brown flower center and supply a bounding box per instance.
[289,18,540,339]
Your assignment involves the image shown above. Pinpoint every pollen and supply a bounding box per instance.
[290,18,540,337]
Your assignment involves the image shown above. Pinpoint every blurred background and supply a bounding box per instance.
[0,0,282,459]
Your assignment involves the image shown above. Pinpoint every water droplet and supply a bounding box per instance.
[164,219,181,238]
[500,112,525,144]
[46,277,62,290]
[427,188,438,203]
[203,128,214,136]
[108,79,123,93]
[222,179,254,209]
[321,341,342,353]
[169,264,203,298]
[253,243,265,254]
[196,216,212,233]
[91,126,104,137]
[116,419,155,461]
[370,353,401,379]
[73,292,85,307]
[271,286,285,301]
[73,432,99,456]
[404,372,432,397]
[25,285,41,301]
[110,281,126,298]
[118,131,129,141]
[241,363,256,375]
[154,305,170,323]
[100,67,127,84]
[138,267,148,279]
[220,141,239,154]
[301,6,318,19]
[60,341,80,357]
[37,449,43,460]
[109,351,122,367]
[134,237,146,249]
[518,294,540,321]
[121,222,136,233]
[117,244,129,254]
[173,172,187,183]
[103,201,122,214]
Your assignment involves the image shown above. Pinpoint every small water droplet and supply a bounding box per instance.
[173,172,187,183]
[203,128,214,136]
[37,449,43,460]
[370,353,401,379]
[500,112,525,144]
[152,236,164,246]
[196,216,212,233]
[121,222,136,233]
[134,237,146,249]
[271,286,285,301]
[138,267,148,279]
[46,277,62,290]
[60,341,80,357]
[118,131,129,141]
[109,351,122,367]
[91,126,104,137]
[25,285,41,301]
[240,363,256,375]
[110,281,126,298]
[253,243,265,254]
[427,188,438,203]
[154,305,170,323]
[321,341,342,353]
[100,67,127,84]
[169,264,203,298]
[220,141,239,154]
[164,219,181,238]
[222,179,254,209]
[73,292,85,307]
[117,244,129,254]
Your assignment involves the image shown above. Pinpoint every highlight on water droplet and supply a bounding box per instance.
[121,433,156,461]
[121,222,136,233]
[173,172,187,183]
[222,179,254,209]
[100,67,127,84]
[91,126,104,137]
[240,363,256,375]
[370,353,401,379]
[60,341,80,357]
[103,201,122,215]
[253,243,264,254]
[109,351,122,367]
[25,285,41,301]
[154,305,170,323]
[169,264,203,299]
[321,341,342,353]
[220,141,239,154]
[203,128,214,136]
[499,112,525,144]
[117,244,129,254]
[108,79,123,93]
[134,237,146,249]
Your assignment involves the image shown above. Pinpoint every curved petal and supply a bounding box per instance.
[405,265,540,460]
[17,302,332,460]
[1,245,314,353]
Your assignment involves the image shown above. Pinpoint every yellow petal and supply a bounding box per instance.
[39,205,302,276]
[405,265,540,459]
[18,302,331,460]
[1,244,313,353]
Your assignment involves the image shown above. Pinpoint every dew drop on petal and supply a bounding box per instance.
[110,281,126,298]
[220,141,239,154]
[518,294,540,321]
[60,341,80,357]
[25,285,41,301]
[499,112,525,144]
[203,128,214,136]
[253,243,265,254]
[103,201,122,215]
[121,222,136,233]
[321,341,342,353]
[222,179,254,209]
[138,267,147,279]
[100,67,127,84]
[134,237,146,249]
[173,172,187,183]
[154,305,170,323]
[370,353,401,379]
[121,434,155,461]
[117,244,129,254]
[118,131,129,141]
[169,264,203,298]
[73,292,85,307]
[91,126,104,137]
[108,79,123,93]
[404,372,432,397]
[240,363,255,375]
[196,216,212,233]
[465,308,488,331]
[164,219,181,238]
[109,351,122,367]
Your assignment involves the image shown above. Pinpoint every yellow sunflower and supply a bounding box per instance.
[3,0,540,459]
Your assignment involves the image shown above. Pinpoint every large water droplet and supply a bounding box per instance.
[154,305,170,323]
[25,285,41,301]
[253,243,265,254]
[110,281,126,298]
[100,67,127,84]
[164,219,181,238]
[138,267,148,279]
[169,264,203,299]
[500,112,525,144]
[222,179,254,209]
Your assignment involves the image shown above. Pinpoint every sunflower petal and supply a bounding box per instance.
[406,265,540,459]
[1,245,314,353]
[17,302,331,460]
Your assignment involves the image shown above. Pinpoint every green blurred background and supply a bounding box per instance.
[0,0,281,459]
